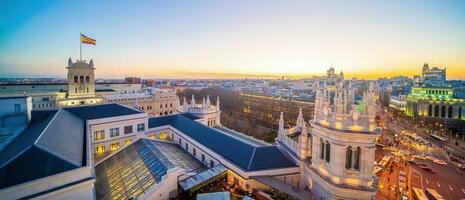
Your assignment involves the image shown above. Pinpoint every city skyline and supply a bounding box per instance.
[1,0,465,79]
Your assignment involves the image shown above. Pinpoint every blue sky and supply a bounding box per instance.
[1,0,464,79]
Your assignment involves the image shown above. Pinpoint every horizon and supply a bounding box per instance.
[1,0,465,79]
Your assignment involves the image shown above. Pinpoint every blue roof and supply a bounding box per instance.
[148,114,297,171]
[0,109,86,189]
[64,103,142,120]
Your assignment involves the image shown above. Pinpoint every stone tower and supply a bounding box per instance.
[309,81,380,200]
[67,58,96,98]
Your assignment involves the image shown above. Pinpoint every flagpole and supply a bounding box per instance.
[80,32,82,61]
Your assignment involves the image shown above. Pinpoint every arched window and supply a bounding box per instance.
[325,142,330,162]
[354,147,361,170]
[434,105,439,117]
[428,105,432,116]
[441,105,446,118]
[345,146,352,169]
[80,76,84,83]
[74,76,78,83]
[448,106,453,118]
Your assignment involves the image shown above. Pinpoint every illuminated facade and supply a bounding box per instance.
[277,81,381,199]
[405,86,465,120]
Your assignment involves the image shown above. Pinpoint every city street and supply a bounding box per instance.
[376,109,465,199]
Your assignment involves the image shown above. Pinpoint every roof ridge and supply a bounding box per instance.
[33,109,61,145]
[247,147,257,170]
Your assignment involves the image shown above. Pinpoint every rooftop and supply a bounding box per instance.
[64,103,142,120]
[95,139,204,200]
[0,109,86,189]
[148,114,297,171]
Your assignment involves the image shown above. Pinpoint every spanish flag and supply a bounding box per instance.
[81,34,96,45]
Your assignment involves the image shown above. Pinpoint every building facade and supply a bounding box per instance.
[405,86,465,120]
[277,81,381,200]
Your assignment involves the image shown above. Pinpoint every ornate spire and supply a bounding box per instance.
[206,95,211,107]
[191,94,195,105]
[296,108,305,128]
[279,112,284,132]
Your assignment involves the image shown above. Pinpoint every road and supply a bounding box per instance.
[376,109,465,199]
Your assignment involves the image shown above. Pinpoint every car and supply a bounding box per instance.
[421,167,437,173]
[433,159,447,165]
[408,160,417,165]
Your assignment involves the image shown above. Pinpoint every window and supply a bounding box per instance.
[137,123,145,132]
[125,138,133,145]
[74,76,78,83]
[80,76,84,83]
[354,147,360,170]
[149,134,156,139]
[110,143,120,151]
[193,148,196,156]
[201,154,205,162]
[320,139,324,159]
[86,76,90,83]
[95,146,105,154]
[179,138,182,145]
[345,146,353,169]
[345,146,361,170]
[160,131,167,140]
[210,160,214,168]
[325,142,330,162]
[14,104,21,113]
[124,125,133,134]
[110,128,120,137]
[185,143,189,150]
[94,130,105,140]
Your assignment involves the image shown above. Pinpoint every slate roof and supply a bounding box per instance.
[0,109,86,189]
[64,103,142,120]
[148,114,297,171]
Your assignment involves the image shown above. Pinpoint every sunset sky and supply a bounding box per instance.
[1,0,464,79]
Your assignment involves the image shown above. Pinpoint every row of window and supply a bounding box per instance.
[73,75,91,84]
[320,139,362,171]
[33,103,54,108]
[179,138,215,168]
[94,123,145,141]
[427,105,462,119]
[95,138,133,154]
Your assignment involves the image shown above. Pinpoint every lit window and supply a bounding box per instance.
[94,130,105,140]
[159,131,167,140]
[110,128,120,137]
[124,139,133,145]
[149,134,156,139]
[110,143,120,151]
[95,146,105,154]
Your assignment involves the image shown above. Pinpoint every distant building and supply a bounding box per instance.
[104,89,178,117]
[422,63,446,86]
[405,86,464,120]
[405,63,465,120]
[124,77,141,84]
[0,58,180,119]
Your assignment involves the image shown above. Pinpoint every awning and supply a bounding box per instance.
[179,164,227,191]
